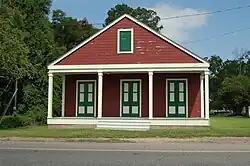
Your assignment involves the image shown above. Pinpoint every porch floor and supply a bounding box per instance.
[47,117,209,130]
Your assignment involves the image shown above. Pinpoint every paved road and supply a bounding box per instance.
[0,140,250,166]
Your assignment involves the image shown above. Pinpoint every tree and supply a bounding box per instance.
[104,4,163,32]
[0,5,30,80]
[218,76,250,115]
[207,53,250,110]
[208,55,224,109]
[1,0,64,121]
[1,0,99,122]
[52,9,98,50]
[0,3,31,115]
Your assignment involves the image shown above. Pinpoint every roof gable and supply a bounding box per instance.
[49,14,208,67]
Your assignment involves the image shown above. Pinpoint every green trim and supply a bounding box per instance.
[168,80,187,117]
[119,31,132,52]
[121,81,140,117]
[77,82,95,117]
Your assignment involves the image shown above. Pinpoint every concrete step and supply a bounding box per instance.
[96,119,150,131]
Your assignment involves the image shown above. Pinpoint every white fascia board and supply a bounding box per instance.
[48,63,209,70]
[49,69,209,74]
[48,63,209,73]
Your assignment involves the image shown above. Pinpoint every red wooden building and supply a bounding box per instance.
[47,14,210,130]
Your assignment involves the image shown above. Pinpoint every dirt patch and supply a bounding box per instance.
[1,137,250,144]
[129,137,250,144]
[0,137,134,143]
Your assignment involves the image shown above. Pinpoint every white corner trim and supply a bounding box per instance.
[166,78,188,118]
[120,79,142,118]
[117,28,134,54]
[48,14,208,68]
[75,80,97,117]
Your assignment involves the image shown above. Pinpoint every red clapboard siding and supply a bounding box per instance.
[57,17,201,65]
[64,73,200,118]
[64,75,98,117]
[102,74,148,117]
[153,73,201,118]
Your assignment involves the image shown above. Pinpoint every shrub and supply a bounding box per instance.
[0,115,32,129]
[25,105,47,125]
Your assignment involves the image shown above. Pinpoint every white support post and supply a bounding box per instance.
[61,75,65,117]
[48,73,53,118]
[200,72,204,118]
[97,72,103,118]
[248,106,250,118]
[148,71,153,119]
[204,71,210,119]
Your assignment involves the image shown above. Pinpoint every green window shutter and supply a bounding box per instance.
[119,31,132,52]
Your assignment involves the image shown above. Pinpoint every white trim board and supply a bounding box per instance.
[48,14,209,68]
[166,78,188,118]
[120,79,142,118]
[48,63,210,74]
[50,68,208,74]
[49,63,209,70]
[47,117,209,126]
[117,28,134,54]
[75,80,97,117]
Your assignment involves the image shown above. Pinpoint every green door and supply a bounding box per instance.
[77,81,95,117]
[167,80,187,117]
[121,81,140,117]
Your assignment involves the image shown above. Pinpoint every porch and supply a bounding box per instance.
[47,63,210,130]
[48,117,209,130]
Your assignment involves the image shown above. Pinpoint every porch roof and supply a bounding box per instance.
[48,63,209,74]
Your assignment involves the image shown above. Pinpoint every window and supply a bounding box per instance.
[118,28,133,53]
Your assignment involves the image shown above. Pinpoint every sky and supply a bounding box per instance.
[51,0,250,60]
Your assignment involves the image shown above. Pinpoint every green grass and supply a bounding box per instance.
[0,117,249,139]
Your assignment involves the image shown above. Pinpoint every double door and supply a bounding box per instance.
[167,80,187,117]
[121,80,140,117]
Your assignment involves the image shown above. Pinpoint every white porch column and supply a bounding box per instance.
[200,72,204,118]
[97,72,103,118]
[61,75,65,117]
[148,71,153,119]
[48,73,53,118]
[204,71,210,119]
[248,106,250,118]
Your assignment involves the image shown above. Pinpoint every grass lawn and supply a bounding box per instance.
[0,117,249,139]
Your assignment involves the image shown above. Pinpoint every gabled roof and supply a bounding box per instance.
[48,14,209,68]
